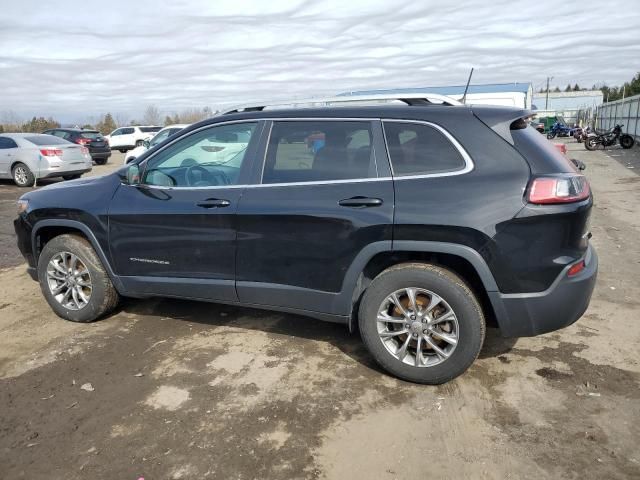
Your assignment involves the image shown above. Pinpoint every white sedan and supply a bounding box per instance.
[124,124,189,164]
[0,133,92,187]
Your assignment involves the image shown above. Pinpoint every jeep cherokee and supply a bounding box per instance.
[14,94,597,384]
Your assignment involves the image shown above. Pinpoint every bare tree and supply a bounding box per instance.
[142,105,161,125]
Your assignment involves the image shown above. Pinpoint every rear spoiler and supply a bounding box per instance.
[471,106,533,145]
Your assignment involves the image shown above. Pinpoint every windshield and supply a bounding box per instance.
[80,131,102,139]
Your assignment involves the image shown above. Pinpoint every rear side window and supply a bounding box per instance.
[383,122,466,176]
[140,127,161,133]
[262,121,373,184]
[0,137,18,149]
[25,135,70,146]
[122,128,135,134]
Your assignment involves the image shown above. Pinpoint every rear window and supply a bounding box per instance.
[140,127,161,133]
[25,135,70,146]
[383,122,466,176]
[80,131,101,139]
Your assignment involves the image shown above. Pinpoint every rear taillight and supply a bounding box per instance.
[40,149,63,157]
[80,146,89,156]
[75,138,91,145]
[567,259,586,277]
[527,175,590,204]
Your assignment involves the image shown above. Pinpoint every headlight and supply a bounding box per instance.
[17,199,29,214]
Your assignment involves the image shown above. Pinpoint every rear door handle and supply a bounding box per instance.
[338,196,383,208]
[196,198,230,209]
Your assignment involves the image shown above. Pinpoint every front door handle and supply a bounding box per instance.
[196,198,231,209]
[338,196,383,208]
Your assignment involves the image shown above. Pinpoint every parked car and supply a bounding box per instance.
[0,133,92,187]
[529,120,545,133]
[105,126,161,153]
[124,124,189,164]
[14,95,597,384]
[42,128,111,165]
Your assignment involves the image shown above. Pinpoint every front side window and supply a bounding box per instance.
[262,121,374,184]
[111,129,123,136]
[383,122,466,176]
[142,122,257,188]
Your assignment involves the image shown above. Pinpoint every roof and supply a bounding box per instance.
[340,83,532,97]
[0,132,48,138]
[532,90,603,99]
[46,128,99,132]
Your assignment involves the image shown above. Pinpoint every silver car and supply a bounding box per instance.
[0,133,92,187]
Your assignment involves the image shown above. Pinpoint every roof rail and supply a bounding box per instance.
[219,92,462,115]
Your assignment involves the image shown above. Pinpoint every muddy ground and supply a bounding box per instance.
[1,144,639,479]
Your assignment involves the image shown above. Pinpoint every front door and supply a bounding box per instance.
[0,136,19,176]
[108,121,263,302]
[235,119,394,316]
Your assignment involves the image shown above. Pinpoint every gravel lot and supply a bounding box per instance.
[1,143,639,479]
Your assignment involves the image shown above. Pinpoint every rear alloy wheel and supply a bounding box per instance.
[12,162,35,187]
[37,234,120,322]
[359,263,485,384]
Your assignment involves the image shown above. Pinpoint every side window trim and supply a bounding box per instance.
[258,118,381,186]
[381,119,474,179]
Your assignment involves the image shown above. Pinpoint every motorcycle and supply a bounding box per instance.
[585,124,635,151]
[547,122,572,139]
[573,125,592,143]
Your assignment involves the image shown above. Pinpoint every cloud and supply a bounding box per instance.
[1,0,639,122]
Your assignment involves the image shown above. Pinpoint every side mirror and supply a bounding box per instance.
[126,164,140,185]
[143,140,150,148]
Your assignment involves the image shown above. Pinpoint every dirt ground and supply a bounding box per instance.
[1,144,639,480]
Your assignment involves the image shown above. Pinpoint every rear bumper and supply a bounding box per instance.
[90,150,111,159]
[489,244,598,337]
[39,167,92,179]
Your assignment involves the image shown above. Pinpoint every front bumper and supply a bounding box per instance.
[489,244,598,337]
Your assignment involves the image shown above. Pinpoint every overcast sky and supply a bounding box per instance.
[1,0,639,123]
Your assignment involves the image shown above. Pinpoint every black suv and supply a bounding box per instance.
[42,128,111,164]
[15,96,597,384]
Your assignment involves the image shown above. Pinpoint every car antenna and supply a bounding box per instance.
[461,67,474,104]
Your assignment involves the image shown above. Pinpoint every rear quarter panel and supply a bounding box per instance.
[388,110,534,293]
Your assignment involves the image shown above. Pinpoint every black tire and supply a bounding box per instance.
[620,135,635,149]
[135,140,144,147]
[119,148,127,153]
[547,132,556,139]
[358,263,485,384]
[12,162,35,187]
[585,137,599,151]
[37,234,120,323]
[62,174,82,181]
[94,158,108,165]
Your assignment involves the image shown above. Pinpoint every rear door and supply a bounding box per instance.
[235,119,394,315]
[108,120,263,302]
[0,136,19,175]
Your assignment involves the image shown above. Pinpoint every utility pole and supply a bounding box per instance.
[545,76,553,110]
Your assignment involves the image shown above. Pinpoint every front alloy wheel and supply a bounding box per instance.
[46,251,92,310]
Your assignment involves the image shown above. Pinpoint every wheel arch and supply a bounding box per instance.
[31,219,124,293]
[342,241,501,332]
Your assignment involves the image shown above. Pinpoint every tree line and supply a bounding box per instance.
[537,72,640,102]
[0,106,217,135]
